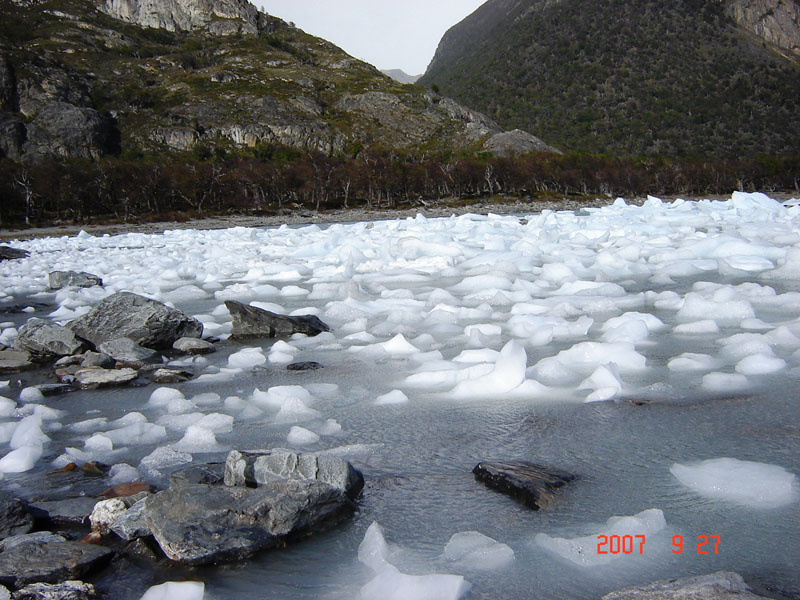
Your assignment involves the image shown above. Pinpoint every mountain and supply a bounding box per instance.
[420,0,800,157]
[0,0,555,162]
[381,69,422,84]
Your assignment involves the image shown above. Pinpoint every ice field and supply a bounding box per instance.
[1,192,799,599]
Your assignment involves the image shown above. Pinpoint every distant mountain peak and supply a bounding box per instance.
[381,69,422,84]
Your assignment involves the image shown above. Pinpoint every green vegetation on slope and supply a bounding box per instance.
[420,0,800,157]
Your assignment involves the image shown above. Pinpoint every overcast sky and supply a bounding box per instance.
[256,0,486,75]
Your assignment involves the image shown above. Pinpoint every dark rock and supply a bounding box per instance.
[287,361,323,371]
[0,492,33,540]
[48,272,103,290]
[0,304,49,315]
[0,541,112,589]
[96,338,159,369]
[90,493,150,534]
[144,480,355,565]
[0,532,66,552]
[148,368,192,383]
[601,571,771,600]
[12,580,97,600]
[172,337,215,355]
[73,368,138,389]
[28,497,97,527]
[109,498,150,542]
[23,102,117,162]
[78,353,114,369]
[14,319,86,359]
[169,464,224,487]
[225,301,330,339]
[31,384,74,397]
[472,461,576,509]
[224,449,364,500]
[0,248,29,262]
[68,293,202,350]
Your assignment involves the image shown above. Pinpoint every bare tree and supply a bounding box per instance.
[14,168,36,226]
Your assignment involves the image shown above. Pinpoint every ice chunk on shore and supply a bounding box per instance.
[534,509,666,566]
[358,522,471,600]
[670,458,798,508]
[0,445,42,473]
[450,340,526,399]
[443,531,515,570]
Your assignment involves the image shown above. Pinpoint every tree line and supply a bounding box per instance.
[1,149,798,227]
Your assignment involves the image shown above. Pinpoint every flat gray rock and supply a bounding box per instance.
[28,497,97,527]
[0,541,112,589]
[48,271,103,290]
[109,497,150,542]
[172,337,215,355]
[73,368,138,389]
[473,460,576,509]
[12,580,97,600]
[0,532,65,552]
[14,319,86,359]
[601,571,771,600]
[97,338,159,368]
[68,292,202,350]
[225,301,330,339]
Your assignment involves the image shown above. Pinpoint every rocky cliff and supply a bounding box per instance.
[420,0,800,157]
[0,0,554,162]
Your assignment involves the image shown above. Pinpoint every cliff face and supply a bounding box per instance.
[420,0,800,157]
[0,0,554,162]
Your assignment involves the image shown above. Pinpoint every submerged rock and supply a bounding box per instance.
[144,479,355,565]
[601,571,771,600]
[14,318,86,359]
[0,247,29,261]
[225,301,330,339]
[68,292,202,349]
[0,541,112,589]
[287,361,324,371]
[48,271,103,290]
[472,461,576,509]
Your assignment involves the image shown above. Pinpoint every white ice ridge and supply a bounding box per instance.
[670,457,799,508]
[534,509,666,566]
[358,522,471,600]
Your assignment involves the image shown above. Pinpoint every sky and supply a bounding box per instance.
[256,0,486,75]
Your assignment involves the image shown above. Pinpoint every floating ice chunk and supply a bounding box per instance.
[109,463,141,484]
[358,522,471,600]
[452,349,500,363]
[287,426,320,446]
[268,340,298,364]
[0,444,42,473]
[84,434,113,452]
[319,419,342,435]
[601,320,650,344]
[534,509,666,567]
[527,356,581,386]
[228,347,267,369]
[701,372,749,393]
[252,385,312,408]
[464,323,501,337]
[148,387,185,408]
[676,292,755,324]
[139,581,205,600]
[548,342,646,373]
[735,354,786,375]
[172,425,223,453]
[275,397,320,423]
[18,387,44,403]
[10,415,49,449]
[672,320,720,335]
[602,312,665,333]
[670,458,798,508]
[105,423,167,446]
[443,531,515,570]
[70,417,108,433]
[379,334,420,356]
[375,390,409,405]
[668,353,720,372]
[110,412,148,428]
[404,363,494,390]
[579,363,623,402]
[450,340,526,399]
[0,397,16,418]
[139,446,192,478]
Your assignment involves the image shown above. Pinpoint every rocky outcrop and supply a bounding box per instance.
[98,0,261,35]
[601,571,772,600]
[483,129,561,156]
[68,292,202,349]
[225,300,330,339]
[472,461,576,509]
[727,0,800,57]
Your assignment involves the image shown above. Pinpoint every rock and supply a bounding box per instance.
[0,491,33,539]
[53,356,82,368]
[73,367,138,389]
[14,318,86,359]
[225,301,330,339]
[144,480,355,565]
[12,580,97,600]
[0,351,35,375]
[148,368,192,383]
[98,481,155,499]
[31,384,74,397]
[169,464,224,486]
[483,128,561,157]
[89,498,127,534]
[0,541,112,589]
[0,532,65,552]
[23,102,117,162]
[109,498,150,542]
[100,0,260,35]
[96,338,159,368]
[172,337,215,355]
[0,247,28,262]
[472,461,576,509]
[28,497,97,527]
[48,271,102,290]
[601,571,772,600]
[79,353,114,369]
[67,292,202,350]
[287,361,323,371]
[224,449,364,500]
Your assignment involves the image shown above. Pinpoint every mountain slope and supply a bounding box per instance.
[0,0,553,162]
[420,0,800,157]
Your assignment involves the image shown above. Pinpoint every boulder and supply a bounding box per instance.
[172,337,215,355]
[68,293,202,349]
[12,580,97,600]
[73,368,138,389]
[601,571,772,600]
[0,247,28,261]
[225,301,330,339]
[224,449,364,500]
[79,352,114,369]
[109,497,150,542]
[48,271,102,290]
[0,541,112,589]
[0,350,34,374]
[144,479,355,565]
[0,491,33,539]
[96,337,159,368]
[472,461,576,509]
[14,318,86,359]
